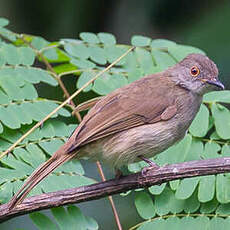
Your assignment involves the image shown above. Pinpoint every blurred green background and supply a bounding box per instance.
[0,0,229,229]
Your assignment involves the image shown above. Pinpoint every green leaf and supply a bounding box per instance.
[184,138,203,162]
[2,44,20,65]
[205,142,219,158]
[30,212,57,230]
[64,43,90,59]
[16,66,58,86]
[39,139,65,155]
[21,102,46,122]
[18,47,35,66]
[216,174,230,203]
[105,45,128,65]
[128,161,144,173]
[152,50,176,71]
[131,35,151,47]
[31,37,49,50]
[0,89,10,104]
[169,180,180,191]
[155,187,184,215]
[151,39,177,48]
[123,51,138,71]
[77,71,94,92]
[168,44,205,61]
[93,73,128,95]
[209,217,229,230]
[0,27,16,41]
[49,206,98,230]
[137,219,166,230]
[53,63,77,74]
[20,82,38,100]
[25,143,46,167]
[200,198,218,214]
[0,126,23,143]
[210,131,221,140]
[211,103,230,139]
[135,47,159,75]
[43,48,58,60]
[189,104,209,137]
[0,18,9,27]
[183,190,200,213]
[71,58,96,69]
[40,174,94,193]
[127,68,142,83]
[155,134,192,165]
[175,177,200,199]
[80,32,99,44]
[203,90,230,103]
[0,76,24,100]
[51,206,74,230]
[149,183,166,195]
[202,141,221,159]
[221,144,230,157]
[0,106,21,129]
[1,154,33,173]
[67,205,89,230]
[198,175,215,202]
[89,46,106,64]
[0,181,13,203]
[135,191,155,219]
[98,32,116,45]
[216,203,230,215]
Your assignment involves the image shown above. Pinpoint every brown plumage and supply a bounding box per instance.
[8,53,224,209]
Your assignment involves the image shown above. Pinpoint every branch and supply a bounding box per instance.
[1,157,230,222]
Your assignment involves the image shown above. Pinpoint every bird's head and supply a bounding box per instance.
[169,53,224,95]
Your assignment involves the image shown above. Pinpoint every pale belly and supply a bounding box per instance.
[80,118,187,168]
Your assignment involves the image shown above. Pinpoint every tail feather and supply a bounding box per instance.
[8,153,75,210]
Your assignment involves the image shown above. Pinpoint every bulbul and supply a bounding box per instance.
[8,53,224,209]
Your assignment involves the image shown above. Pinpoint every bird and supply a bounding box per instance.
[8,53,224,209]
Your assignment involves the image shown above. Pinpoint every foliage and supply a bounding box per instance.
[0,18,229,229]
[30,206,98,230]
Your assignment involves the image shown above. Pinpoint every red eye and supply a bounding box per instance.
[190,66,200,77]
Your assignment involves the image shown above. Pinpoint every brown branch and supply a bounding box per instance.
[1,157,230,223]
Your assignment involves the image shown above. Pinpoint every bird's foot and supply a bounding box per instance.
[115,169,124,180]
[138,155,160,176]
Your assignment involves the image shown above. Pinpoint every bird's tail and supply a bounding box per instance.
[8,152,76,210]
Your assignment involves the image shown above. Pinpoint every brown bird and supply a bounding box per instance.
[8,53,224,209]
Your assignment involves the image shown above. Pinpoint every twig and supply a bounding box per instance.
[96,162,123,230]
[1,157,230,223]
[0,46,135,160]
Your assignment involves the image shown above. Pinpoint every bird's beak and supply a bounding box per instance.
[205,79,225,90]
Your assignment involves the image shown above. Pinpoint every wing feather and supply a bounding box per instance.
[67,74,178,152]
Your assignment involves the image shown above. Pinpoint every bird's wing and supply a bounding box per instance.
[67,74,178,152]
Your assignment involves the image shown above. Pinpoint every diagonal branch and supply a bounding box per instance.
[1,157,230,223]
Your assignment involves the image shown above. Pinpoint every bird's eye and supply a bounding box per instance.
[190,66,200,77]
